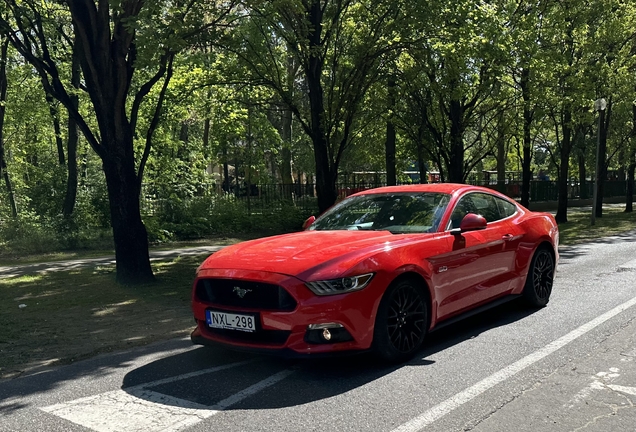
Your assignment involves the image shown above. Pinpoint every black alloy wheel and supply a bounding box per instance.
[373,279,428,362]
[523,247,555,307]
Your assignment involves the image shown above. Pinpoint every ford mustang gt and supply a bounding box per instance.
[191,184,558,362]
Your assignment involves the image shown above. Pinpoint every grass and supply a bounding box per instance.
[0,255,206,379]
[1,207,635,380]
[557,206,636,245]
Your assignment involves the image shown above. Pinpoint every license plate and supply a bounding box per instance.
[206,310,256,332]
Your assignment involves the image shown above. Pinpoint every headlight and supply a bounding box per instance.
[305,273,374,296]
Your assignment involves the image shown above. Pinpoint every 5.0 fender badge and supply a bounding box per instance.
[233,287,252,298]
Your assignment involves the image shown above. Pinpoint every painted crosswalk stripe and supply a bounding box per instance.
[41,364,294,432]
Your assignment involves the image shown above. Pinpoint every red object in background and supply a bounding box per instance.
[191,184,559,362]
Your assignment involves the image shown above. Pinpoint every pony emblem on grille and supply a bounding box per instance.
[233,286,252,298]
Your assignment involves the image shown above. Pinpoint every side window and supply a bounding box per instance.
[449,195,478,229]
[494,196,517,219]
[469,193,501,222]
[448,193,503,229]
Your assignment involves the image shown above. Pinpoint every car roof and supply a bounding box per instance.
[352,183,483,196]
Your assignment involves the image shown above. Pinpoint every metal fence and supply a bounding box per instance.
[140,180,629,217]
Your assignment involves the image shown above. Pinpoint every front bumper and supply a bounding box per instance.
[191,268,384,355]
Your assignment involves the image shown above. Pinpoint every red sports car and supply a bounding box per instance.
[191,184,558,362]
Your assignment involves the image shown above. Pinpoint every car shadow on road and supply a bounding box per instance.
[118,299,539,411]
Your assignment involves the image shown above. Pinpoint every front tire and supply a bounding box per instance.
[523,247,555,307]
[373,278,428,363]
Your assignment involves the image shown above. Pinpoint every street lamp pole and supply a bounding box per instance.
[591,98,606,226]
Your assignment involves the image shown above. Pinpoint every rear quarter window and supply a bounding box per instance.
[495,197,517,219]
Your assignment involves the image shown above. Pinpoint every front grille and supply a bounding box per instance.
[202,325,291,345]
[195,278,297,311]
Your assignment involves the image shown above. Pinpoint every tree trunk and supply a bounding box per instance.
[306,1,337,213]
[202,118,210,150]
[44,90,65,165]
[234,156,240,197]
[578,152,586,199]
[102,150,152,284]
[63,39,80,217]
[448,98,464,183]
[555,110,572,223]
[520,66,532,208]
[628,101,636,213]
[595,101,611,218]
[312,132,336,213]
[280,104,294,200]
[222,144,229,192]
[416,126,427,184]
[496,110,506,193]
[0,38,17,218]
[626,161,635,213]
[280,55,295,200]
[385,76,396,186]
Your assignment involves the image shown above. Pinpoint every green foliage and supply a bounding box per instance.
[1,0,636,258]
[145,193,309,242]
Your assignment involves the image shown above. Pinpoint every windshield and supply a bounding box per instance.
[309,192,450,233]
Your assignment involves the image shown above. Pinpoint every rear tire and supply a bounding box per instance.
[523,247,555,307]
[373,278,428,363]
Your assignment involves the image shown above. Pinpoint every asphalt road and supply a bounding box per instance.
[1,233,636,431]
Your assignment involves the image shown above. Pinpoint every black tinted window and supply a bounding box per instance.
[449,193,505,228]
[495,196,517,219]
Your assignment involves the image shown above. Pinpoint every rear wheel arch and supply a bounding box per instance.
[523,242,556,307]
[538,240,555,256]
[532,240,556,269]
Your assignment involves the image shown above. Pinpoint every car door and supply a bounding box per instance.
[493,194,524,284]
[430,193,514,319]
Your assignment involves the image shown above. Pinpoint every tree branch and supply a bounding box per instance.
[137,54,175,192]
[130,51,170,133]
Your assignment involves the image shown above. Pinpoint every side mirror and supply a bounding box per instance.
[459,213,487,232]
[451,213,487,234]
[302,216,316,230]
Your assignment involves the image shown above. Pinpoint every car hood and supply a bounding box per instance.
[199,230,434,281]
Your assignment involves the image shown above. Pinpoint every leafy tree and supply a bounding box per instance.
[229,0,405,212]
[0,36,16,218]
[0,0,236,283]
[403,0,512,183]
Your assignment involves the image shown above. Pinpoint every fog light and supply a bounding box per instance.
[304,324,353,344]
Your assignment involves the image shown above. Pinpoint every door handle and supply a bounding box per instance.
[502,234,514,240]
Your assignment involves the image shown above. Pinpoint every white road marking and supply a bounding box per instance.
[40,362,295,432]
[617,258,636,271]
[41,389,216,432]
[607,385,636,396]
[125,359,253,391]
[211,369,295,411]
[567,368,621,407]
[392,295,636,432]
